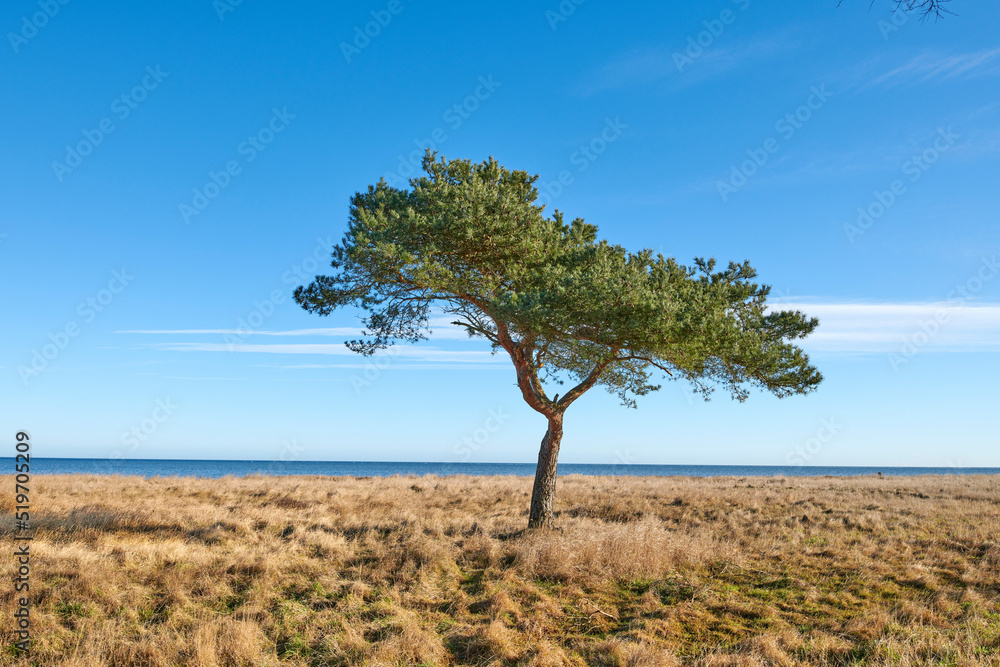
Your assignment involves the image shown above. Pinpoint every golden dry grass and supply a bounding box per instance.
[1,473,999,666]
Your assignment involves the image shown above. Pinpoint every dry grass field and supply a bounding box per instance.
[1,473,999,666]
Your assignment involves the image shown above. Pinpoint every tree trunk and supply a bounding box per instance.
[527,414,564,529]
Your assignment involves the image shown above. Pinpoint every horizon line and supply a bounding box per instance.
[8,456,999,470]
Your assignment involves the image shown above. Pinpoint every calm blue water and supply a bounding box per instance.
[3,458,998,478]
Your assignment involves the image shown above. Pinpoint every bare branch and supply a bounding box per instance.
[840,0,955,20]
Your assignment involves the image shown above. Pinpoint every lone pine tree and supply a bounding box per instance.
[295,153,822,528]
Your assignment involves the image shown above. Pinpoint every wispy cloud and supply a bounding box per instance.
[127,302,1000,362]
[160,376,267,381]
[864,48,1000,88]
[578,33,800,96]
[778,302,1000,353]
[142,342,504,364]
[117,317,478,341]
[118,328,361,336]
[253,363,505,371]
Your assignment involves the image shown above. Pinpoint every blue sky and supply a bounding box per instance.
[3,0,998,467]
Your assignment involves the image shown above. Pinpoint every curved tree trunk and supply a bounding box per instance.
[527,414,564,528]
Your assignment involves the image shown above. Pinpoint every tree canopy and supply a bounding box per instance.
[295,153,822,527]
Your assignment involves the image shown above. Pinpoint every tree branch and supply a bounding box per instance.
[616,355,674,377]
[556,351,619,410]
[494,319,554,415]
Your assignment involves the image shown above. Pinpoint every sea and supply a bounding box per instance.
[3,458,998,479]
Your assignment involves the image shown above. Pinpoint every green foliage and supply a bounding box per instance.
[295,152,821,415]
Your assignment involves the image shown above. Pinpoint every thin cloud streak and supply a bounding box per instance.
[779,302,1000,353]
[118,328,362,336]
[863,48,1000,89]
[132,302,1000,360]
[117,318,477,341]
[254,363,507,371]
[145,342,504,364]
[578,32,800,96]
